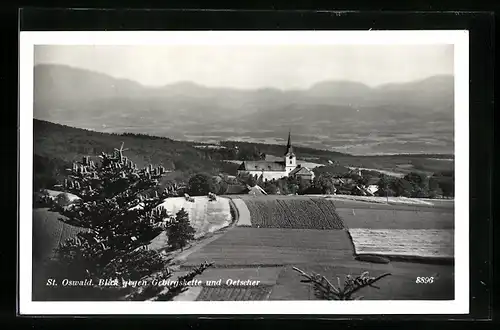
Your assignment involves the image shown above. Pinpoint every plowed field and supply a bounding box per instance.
[242,197,344,229]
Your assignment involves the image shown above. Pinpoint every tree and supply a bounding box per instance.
[404,172,427,186]
[313,173,336,194]
[43,143,211,301]
[376,174,395,198]
[257,173,265,186]
[188,173,215,196]
[263,182,278,195]
[431,171,454,197]
[427,181,443,198]
[167,208,195,251]
[298,179,312,194]
[403,172,430,198]
[216,178,228,195]
[246,174,257,187]
[391,178,413,197]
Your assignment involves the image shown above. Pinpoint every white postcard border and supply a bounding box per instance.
[19,30,469,315]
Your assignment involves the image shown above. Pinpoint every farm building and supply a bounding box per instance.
[288,164,314,181]
[237,131,315,182]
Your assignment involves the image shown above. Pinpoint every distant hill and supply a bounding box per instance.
[34,64,454,155]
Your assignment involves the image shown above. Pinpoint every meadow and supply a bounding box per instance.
[335,207,454,230]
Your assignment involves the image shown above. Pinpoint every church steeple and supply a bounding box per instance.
[284,130,296,173]
[285,130,294,156]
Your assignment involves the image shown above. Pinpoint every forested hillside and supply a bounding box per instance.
[33,119,239,190]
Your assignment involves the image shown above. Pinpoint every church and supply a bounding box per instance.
[237,132,315,182]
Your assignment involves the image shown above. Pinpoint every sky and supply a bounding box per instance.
[34,44,454,89]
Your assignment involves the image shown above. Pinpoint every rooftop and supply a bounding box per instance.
[238,161,286,172]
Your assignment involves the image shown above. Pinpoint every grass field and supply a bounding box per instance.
[336,208,454,230]
[182,227,354,268]
[242,197,344,229]
[33,208,89,263]
[158,196,232,238]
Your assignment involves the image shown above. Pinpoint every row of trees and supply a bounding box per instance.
[38,144,206,301]
[235,169,453,198]
[377,171,454,198]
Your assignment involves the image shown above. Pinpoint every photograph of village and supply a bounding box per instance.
[31,41,455,302]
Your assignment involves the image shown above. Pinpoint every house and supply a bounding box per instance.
[237,131,315,181]
[289,164,314,181]
[365,185,379,195]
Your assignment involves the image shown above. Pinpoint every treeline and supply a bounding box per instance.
[376,171,454,198]
[235,169,454,198]
[200,144,266,161]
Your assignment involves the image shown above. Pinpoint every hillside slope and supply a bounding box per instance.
[33,119,235,189]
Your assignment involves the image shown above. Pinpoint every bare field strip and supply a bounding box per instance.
[232,198,252,227]
[182,227,355,268]
[196,285,273,301]
[337,208,454,230]
[327,195,434,206]
[270,264,454,300]
[349,229,454,259]
[242,197,345,229]
[158,196,232,238]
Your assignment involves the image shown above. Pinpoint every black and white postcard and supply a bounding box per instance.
[19,30,469,315]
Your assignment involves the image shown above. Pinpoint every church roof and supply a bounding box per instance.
[289,165,314,176]
[238,161,286,172]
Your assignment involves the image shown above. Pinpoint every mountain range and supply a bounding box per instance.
[33,64,454,155]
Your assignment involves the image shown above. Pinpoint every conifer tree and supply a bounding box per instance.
[167,208,195,251]
[44,143,211,300]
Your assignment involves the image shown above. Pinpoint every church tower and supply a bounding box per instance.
[284,131,297,175]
